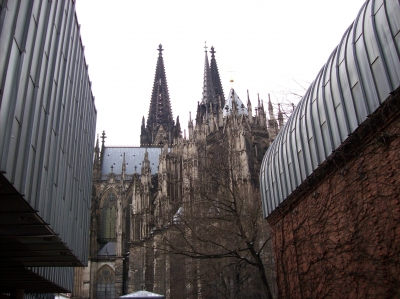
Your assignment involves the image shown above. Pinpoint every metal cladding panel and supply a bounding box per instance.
[28,266,74,292]
[260,0,400,218]
[0,0,96,291]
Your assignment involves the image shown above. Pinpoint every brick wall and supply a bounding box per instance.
[269,95,400,298]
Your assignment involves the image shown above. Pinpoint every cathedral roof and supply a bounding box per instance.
[101,147,167,177]
[97,242,116,256]
[223,88,248,116]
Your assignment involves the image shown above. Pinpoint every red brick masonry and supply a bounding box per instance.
[268,92,400,299]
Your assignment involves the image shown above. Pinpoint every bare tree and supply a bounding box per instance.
[159,134,275,299]
[270,78,310,121]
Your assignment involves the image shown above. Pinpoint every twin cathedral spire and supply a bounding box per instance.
[196,43,225,125]
[140,43,279,146]
[140,43,225,146]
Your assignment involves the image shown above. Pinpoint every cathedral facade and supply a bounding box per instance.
[73,45,281,299]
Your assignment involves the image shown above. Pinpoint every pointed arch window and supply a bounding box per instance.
[97,265,115,299]
[101,192,117,240]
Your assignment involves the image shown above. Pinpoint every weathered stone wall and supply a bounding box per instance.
[72,263,90,298]
[269,97,400,298]
[128,245,145,293]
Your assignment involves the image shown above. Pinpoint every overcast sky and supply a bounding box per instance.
[75,0,367,146]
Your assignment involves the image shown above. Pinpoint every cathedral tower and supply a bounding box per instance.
[210,46,225,106]
[196,44,225,125]
[141,44,179,146]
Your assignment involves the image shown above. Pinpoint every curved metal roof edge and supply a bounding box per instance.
[260,0,400,218]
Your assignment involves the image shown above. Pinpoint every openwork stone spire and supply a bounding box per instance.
[141,44,176,146]
[201,42,215,107]
[210,46,225,107]
[197,44,225,125]
[148,44,173,129]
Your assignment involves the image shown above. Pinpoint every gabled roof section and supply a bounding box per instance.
[98,242,116,256]
[260,0,400,218]
[223,88,248,116]
[147,44,174,130]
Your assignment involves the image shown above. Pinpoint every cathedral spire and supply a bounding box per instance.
[202,42,215,107]
[174,116,181,140]
[100,131,107,170]
[122,152,126,174]
[149,44,173,127]
[95,133,100,166]
[247,90,253,124]
[278,103,284,129]
[210,46,225,108]
[197,43,225,126]
[121,152,126,183]
[93,134,101,181]
[141,44,175,147]
[268,93,276,121]
[268,94,279,140]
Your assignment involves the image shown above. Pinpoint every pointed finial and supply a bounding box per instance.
[157,44,164,55]
[210,46,216,57]
[278,103,284,128]
[111,164,114,173]
[101,131,107,146]
[204,41,208,53]
[121,153,126,181]
[268,93,273,111]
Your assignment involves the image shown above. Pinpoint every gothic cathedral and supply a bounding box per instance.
[72,44,282,299]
